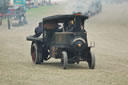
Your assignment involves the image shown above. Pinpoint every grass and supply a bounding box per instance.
[0,5,60,25]
[0,5,58,29]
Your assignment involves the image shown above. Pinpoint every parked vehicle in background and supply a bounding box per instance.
[0,0,27,29]
[0,0,10,27]
[9,0,27,26]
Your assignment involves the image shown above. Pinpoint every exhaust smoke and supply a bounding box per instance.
[102,0,128,4]
[64,0,102,17]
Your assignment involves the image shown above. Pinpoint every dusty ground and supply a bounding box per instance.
[0,3,128,85]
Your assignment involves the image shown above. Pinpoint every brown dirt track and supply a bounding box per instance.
[0,3,128,85]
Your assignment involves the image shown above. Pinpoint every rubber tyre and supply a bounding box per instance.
[31,43,42,64]
[88,50,95,69]
[61,51,68,69]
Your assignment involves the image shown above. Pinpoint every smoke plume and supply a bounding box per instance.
[102,0,128,4]
[64,0,128,17]
[64,0,102,17]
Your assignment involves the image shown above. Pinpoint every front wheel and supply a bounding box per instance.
[87,50,95,69]
[61,51,68,69]
[31,42,42,64]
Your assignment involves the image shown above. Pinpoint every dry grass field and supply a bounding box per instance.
[0,3,128,85]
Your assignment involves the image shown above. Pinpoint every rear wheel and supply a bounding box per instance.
[31,42,42,64]
[87,50,95,69]
[61,51,68,69]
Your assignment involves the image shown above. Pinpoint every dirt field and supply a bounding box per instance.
[0,3,128,85]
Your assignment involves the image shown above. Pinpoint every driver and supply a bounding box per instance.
[66,20,74,32]
[33,22,43,37]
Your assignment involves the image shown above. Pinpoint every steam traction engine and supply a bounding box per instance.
[27,13,95,69]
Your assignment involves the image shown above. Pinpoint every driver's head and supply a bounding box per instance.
[39,22,43,27]
[69,20,74,25]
